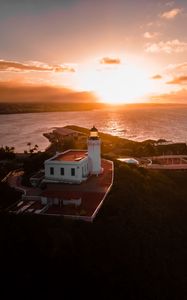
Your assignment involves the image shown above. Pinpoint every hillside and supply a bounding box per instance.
[0,159,187,298]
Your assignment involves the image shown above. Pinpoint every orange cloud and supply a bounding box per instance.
[164,63,187,84]
[145,39,187,54]
[100,57,121,64]
[160,8,182,19]
[0,81,97,103]
[0,59,75,73]
[165,1,175,7]
[151,89,187,103]
[167,76,187,84]
[166,62,187,73]
[143,32,158,39]
[151,74,162,80]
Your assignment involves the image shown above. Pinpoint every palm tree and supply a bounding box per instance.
[27,142,31,151]
[10,147,15,153]
[5,146,10,152]
[34,144,39,152]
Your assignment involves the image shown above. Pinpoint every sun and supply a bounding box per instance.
[93,66,150,104]
[75,60,153,104]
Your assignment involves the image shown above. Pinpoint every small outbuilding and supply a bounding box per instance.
[118,157,140,166]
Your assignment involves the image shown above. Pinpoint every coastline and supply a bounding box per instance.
[0,102,107,115]
[42,125,187,159]
[1,102,187,115]
[1,107,187,153]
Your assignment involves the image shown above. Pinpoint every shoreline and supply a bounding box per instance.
[1,102,187,115]
[41,125,187,159]
[0,102,107,115]
[5,124,187,155]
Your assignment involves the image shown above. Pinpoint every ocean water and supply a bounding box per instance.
[1,105,187,152]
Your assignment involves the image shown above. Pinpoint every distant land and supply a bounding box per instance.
[0,82,98,103]
[0,102,108,114]
[1,102,187,115]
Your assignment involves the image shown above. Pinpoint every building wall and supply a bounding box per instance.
[44,157,89,183]
[88,139,102,174]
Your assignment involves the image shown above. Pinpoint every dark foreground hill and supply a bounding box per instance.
[0,161,187,299]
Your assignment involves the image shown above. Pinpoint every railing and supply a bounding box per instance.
[147,164,187,170]
[22,195,41,201]
[1,171,13,183]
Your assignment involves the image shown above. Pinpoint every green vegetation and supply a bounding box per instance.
[0,146,15,160]
[24,143,39,154]
[0,182,21,210]
[0,129,187,298]
[0,146,20,182]
[0,160,187,298]
[21,151,51,186]
[46,135,77,153]
[66,125,187,157]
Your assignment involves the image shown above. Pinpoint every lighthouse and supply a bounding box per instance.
[87,126,102,175]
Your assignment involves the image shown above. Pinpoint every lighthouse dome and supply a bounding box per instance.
[89,126,99,139]
[90,126,98,132]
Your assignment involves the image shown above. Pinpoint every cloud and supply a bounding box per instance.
[147,22,154,27]
[151,88,187,103]
[151,74,162,80]
[165,1,175,7]
[0,59,75,73]
[160,8,182,19]
[165,62,187,73]
[167,76,187,84]
[145,39,187,54]
[53,65,75,73]
[143,32,159,39]
[0,81,97,103]
[100,57,121,65]
[164,63,187,84]
[150,63,187,83]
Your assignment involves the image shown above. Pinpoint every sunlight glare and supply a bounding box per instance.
[76,61,152,104]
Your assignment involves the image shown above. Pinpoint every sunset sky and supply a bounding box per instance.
[1,0,187,103]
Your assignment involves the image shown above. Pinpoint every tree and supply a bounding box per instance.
[63,137,75,151]
[0,146,15,159]
[27,142,31,152]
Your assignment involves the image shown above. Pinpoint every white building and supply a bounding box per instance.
[87,126,102,175]
[44,126,102,184]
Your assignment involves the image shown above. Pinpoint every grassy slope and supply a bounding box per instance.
[0,161,187,299]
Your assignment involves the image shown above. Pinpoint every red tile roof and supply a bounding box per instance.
[10,159,114,222]
[43,159,113,219]
[45,192,104,217]
[51,150,87,162]
[41,190,83,199]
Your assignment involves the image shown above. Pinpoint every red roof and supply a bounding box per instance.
[41,190,83,199]
[42,159,113,219]
[52,150,87,162]
[45,192,104,217]
[10,159,114,221]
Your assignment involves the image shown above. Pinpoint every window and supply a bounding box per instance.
[50,167,54,175]
[61,168,64,176]
[71,168,75,176]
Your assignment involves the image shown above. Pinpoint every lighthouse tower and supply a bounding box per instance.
[87,126,102,175]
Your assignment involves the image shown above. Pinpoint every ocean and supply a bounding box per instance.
[1,105,187,152]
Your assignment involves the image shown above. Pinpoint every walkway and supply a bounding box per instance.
[7,170,41,196]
